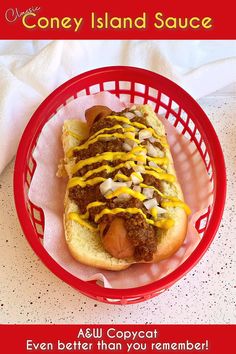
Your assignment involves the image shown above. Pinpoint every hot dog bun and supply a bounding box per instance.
[62,105,188,271]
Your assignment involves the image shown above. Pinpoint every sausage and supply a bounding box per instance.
[85,105,112,129]
[99,218,135,259]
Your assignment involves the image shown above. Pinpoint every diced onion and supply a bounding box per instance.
[126,139,137,148]
[133,185,141,193]
[144,198,158,210]
[122,142,132,151]
[124,112,135,120]
[148,160,158,168]
[125,162,132,169]
[155,147,165,157]
[131,172,143,185]
[139,129,152,141]
[134,110,143,117]
[100,178,130,196]
[156,206,167,214]
[143,187,154,199]
[147,142,164,157]
[147,142,159,157]
[137,161,144,165]
[99,178,113,195]
[111,182,128,191]
[133,165,145,173]
[116,193,131,201]
[123,123,130,128]
[113,195,131,202]
[149,136,157,143]
[137,150,147,158]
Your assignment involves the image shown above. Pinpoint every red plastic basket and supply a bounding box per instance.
[14,66,226,305]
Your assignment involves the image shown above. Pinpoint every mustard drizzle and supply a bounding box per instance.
[67,164,175,189]
[67,132,139,158]
[70,148,146,175]
[93,207,174,229]
[87,124,136,141]
[105,187,146,201]
[68,212,97,232]
[68,176,106,189]
[67,114,168,158]
[105,115,168,146]
[66,114,190,230]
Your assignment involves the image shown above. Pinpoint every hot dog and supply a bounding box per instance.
[85,105,112,129]
[61,104,190,270]
[100,218,135,259]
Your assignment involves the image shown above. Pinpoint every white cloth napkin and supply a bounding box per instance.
[0,40,236,174]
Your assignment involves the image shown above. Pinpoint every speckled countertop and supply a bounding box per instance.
[0,84,235,324]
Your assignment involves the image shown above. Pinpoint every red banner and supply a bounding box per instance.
[0,0,236,39]
[0,324,235,353]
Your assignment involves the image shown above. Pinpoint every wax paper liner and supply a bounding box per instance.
[28,92,213,289]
